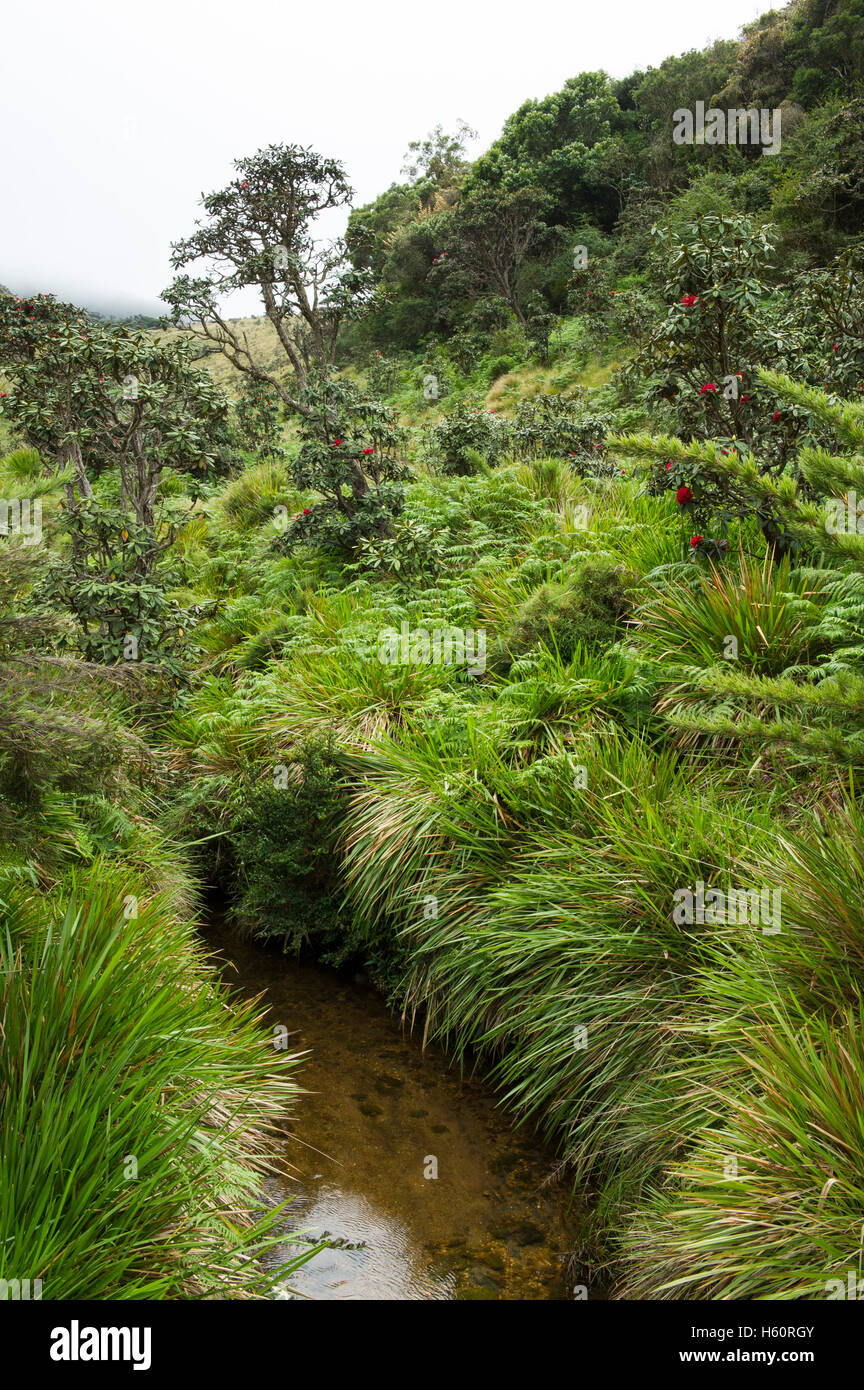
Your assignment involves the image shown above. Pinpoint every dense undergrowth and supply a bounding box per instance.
[0,540,317,1298]
[6,357,864,1300]
[4,0,864,1302]
[158,408,864,1298]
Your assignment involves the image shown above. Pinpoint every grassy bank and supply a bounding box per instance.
[0,854,313,1299]
[161,376,864,1297]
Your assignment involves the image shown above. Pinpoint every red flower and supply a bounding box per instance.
[677,485,693,505]
[241,180,249,189]
[332,439,341,446]
[741,394,750,402]
[773,410,781,422]
[700,383,717,395]
[302,507,311,515]
[680,294,697,307]
[690,534,703,548]
[665,460,673,470]
[362,447,374,454]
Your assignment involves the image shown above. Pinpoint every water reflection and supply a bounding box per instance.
[202,920,577,1301]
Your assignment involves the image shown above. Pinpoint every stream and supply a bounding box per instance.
[201,919,579,1300]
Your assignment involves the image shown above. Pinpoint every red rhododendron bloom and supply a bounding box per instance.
[690,534,703,547]
[773,410,781,422]
[677,485,693,505]
[362,447,374,454]
[741,394,750,402]
[680,294,697,307]
[700,383,717,395]
[303,507,311,514]
[665,460,673,470]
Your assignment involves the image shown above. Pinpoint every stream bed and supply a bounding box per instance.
[202,920,579,1300]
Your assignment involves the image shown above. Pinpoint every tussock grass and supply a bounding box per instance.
[0,860,315,1299]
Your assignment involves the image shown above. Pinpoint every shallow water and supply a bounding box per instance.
[202,921,579,1300]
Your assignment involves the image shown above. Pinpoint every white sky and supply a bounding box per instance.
[1,0,770,317]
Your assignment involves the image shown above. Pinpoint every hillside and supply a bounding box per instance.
[3,0,864,1323]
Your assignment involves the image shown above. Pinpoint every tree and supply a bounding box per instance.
[0,294,231,533]
[772,99,864,261]
[628,214,817,476]
[0,293,226,669]
[0,292,96,505]
[463,72,625,227]
[38,501,199,672]
[401,121,477,184]
[628,40,740,189]
[164,144,375,413]
[429,187,560,326]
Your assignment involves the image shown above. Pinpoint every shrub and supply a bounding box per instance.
[275,374,409,555]
[492,556,634,669]
[230,737,349,958]
[427,398,509,475]
[510,396,613,472]
[233,379,284,456]
[488,355,516,383]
